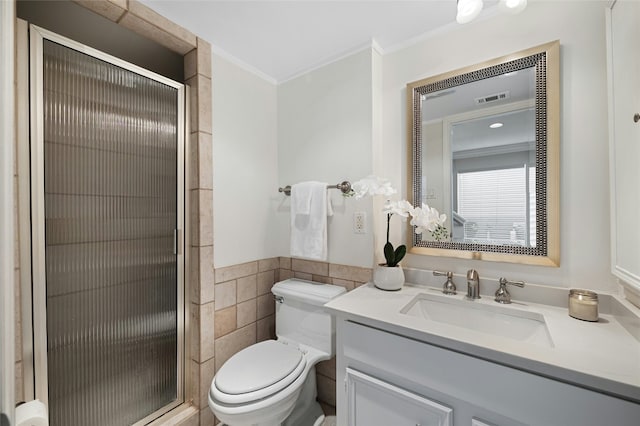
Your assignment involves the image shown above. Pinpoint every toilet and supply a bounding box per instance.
[208,278,346,426]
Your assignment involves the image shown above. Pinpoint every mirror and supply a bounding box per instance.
[407,41,560,266]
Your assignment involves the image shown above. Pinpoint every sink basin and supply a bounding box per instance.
[400,293,554,347]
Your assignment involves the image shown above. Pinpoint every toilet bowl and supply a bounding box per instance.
[208,279,346,426]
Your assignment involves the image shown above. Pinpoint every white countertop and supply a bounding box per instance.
[325,282,640,404]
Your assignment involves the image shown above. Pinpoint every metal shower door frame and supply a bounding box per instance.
[28,24,186,425]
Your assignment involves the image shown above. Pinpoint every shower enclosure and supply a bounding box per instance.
[29,25,185,426]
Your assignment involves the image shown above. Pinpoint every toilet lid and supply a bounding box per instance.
[215,340,305,396]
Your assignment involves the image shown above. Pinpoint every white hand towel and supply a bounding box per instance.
[290,181,329,261]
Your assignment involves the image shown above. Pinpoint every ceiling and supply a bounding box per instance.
[140,0,501,84]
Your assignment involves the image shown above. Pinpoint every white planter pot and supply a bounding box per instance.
[373,265,405,291]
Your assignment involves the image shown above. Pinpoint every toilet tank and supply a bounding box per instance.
[271,279,346,355]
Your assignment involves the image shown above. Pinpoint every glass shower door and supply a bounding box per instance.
[30,26,185,426]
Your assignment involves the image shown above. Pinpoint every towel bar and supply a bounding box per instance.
[278,181,352,196]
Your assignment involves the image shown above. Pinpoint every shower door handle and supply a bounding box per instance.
[173,229,182,255]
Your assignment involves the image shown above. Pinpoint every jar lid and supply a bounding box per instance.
[569,289,598,300]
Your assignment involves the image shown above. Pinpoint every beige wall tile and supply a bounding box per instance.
[189,359,200,408]
[13,178,19,269]
[214,306,236,338]
[279,268,293,281]
[355,281,367,288]
[279,257,291,269]
[126,0,197,53]
[188,132,198,190]
[329,263,372,283]
[189,189,200,246]
[293,271,312,281]
[214,281,236,311]
[256,315,275,342]
[215,261,258,283]
[200,407,215,426]
[14,269,21,362]
[15,361,23,402]
[311,275,331,284]
[191,246,214,304]
[189,132,213,190]
[198,77,212,134]
[196,37,212,78]
[237,275,257,303]
[186,77,198,134]
[197,132,213,190]
[256,270,275,296]
[256,294,275,320]
[291,258,329,276]
[190,303,201,362]
[316,374,336,406]
[316,356,336,380]
[215,324,256,371]
[198,189,213,247]
[331,278,355,291]
[119,11,194,55]
[258,257,279,272]
[236,299,257,328]
[184,48,197,80]
[73,0,127,22]
[189,246,200,302]
[200,302,215,361]
[199,356,216,409]
[199,246,215,304]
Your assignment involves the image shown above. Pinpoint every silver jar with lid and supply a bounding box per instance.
[568,289,598,322]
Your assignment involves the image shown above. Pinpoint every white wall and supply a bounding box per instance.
[212,53,279,267]
[276,49,376,268]
[382,1,615,292]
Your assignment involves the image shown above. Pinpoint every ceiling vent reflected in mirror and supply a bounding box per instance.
[475,91,510,105]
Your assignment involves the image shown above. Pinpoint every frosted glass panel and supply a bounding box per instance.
[42,40,179,426]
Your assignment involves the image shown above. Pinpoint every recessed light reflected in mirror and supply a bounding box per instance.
[489,122,504,129]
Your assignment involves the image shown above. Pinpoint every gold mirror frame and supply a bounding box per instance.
[407,41,560,266]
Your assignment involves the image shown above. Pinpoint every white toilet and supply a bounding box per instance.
[208,278,346,426]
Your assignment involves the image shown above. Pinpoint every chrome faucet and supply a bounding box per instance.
[466,269,480,300]
[433,270,456,295]
[494,277,525,304]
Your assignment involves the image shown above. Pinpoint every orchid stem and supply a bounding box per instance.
[386,213,391,244]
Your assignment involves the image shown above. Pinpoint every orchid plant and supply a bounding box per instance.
[352,176,448,267]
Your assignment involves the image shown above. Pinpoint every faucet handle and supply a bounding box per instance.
[495,277,525,304]
[433,270,453,278]
[433,270,456,295]
[499,277,524,288]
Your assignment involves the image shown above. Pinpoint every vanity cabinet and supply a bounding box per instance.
[608,0,640,293]
[336,320,640,426]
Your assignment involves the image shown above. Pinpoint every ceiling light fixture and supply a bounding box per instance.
[499,0,528,15]
[489,122,504,129]
[456,0,484,24]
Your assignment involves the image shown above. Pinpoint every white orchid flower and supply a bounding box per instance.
[351,175,397,199]
[410,203,446,234]
[382,199,413,220]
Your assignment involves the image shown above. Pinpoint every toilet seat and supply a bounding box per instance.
[211,340,307,405]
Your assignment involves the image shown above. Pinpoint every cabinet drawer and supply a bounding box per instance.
[346,368,453,426]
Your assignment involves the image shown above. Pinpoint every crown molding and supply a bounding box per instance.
[278,38,384,85]
[211,44,278,85]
